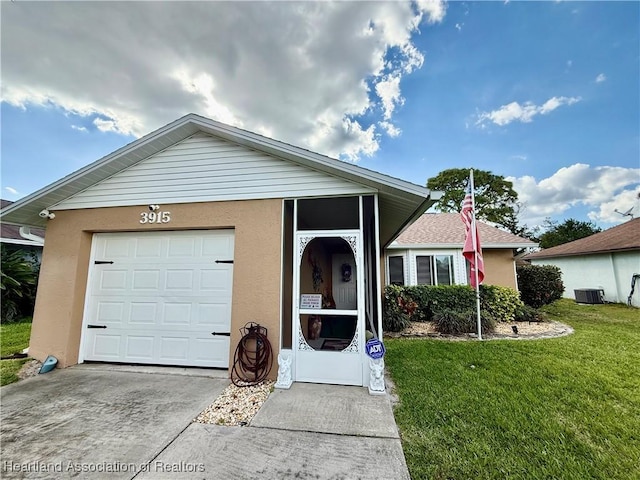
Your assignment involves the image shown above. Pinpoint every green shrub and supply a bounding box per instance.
[514,304,545,323]
[1,247,39,323]
[517,264,565,308]
[432,308,496,335]
[383,284,525,332]
[404,285,476,322]
[480,285,525,322]
[382,285,417,332]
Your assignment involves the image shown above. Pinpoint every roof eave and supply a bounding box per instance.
[0,113,435,232]
[387,242,537,250]
[527,246,640,260]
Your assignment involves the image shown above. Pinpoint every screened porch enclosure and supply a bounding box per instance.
[280,195,381,386]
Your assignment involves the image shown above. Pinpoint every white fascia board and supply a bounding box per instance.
[387,242,537,250]
[0,238,43,247]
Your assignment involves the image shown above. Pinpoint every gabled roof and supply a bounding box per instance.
[388,213,537,249]
[0,114,441,246]
[0,200,45,246]
[525,217,640,259]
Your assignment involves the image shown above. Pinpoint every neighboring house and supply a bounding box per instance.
[386,213,536,290]
[524,218,640,307]
[0,113,441,388]
[1,199,45,260]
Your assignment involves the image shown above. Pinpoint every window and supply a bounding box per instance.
[388,256,405,286]
[435,255,453,285]
[416,256,434,285]
[416,255,453,286]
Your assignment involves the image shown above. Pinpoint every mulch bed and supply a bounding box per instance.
[384,320,573,341]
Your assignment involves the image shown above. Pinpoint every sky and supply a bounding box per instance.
[1,1,639,231]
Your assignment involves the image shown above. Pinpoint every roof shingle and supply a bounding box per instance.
[525,217,640,259]
[392,213,536,248]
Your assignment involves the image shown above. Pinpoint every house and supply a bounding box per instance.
[1,199,45,260]
[524,218,640,307]
[386,213,536,289]
[0,113,441,389]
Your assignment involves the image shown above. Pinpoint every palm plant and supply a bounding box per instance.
[1,246,37,322]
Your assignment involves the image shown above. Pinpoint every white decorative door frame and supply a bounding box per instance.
[292,230,365,386]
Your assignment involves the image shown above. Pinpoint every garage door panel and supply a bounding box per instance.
[134,237,163,258]
[126,336,155,360]
[83,230,234,368]
[202,236,234,257]
[132,270,161,290]
[160,337,190,361]
[201,268,233,291]
[165,270,195,290]
[100,270,129,290]
[162,303,192,325]
[194,337,230,364]
[91,334,121,358]
[103,238,133,258]
[196,304,230,327]
[130,303,158,324]
[96,302,125,323]
[167,236,197,258]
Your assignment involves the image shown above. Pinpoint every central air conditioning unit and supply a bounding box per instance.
[574,289,604,304]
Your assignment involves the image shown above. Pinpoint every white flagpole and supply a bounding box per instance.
[469,169,482,340]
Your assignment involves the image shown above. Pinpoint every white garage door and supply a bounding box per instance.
[81,230,234,368]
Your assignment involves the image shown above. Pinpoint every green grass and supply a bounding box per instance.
[0,318,32,386]
[386,300,640,480]
[0,358,29,386]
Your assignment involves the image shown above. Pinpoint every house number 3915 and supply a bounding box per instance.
[140,211,171,224]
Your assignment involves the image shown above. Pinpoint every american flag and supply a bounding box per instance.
[461,181,485,288]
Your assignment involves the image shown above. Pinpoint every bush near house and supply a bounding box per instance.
[382,285,417,332]
[432,308,496,335]
[1,246,39,323]
[517,264,565,308]
[383,284,526,333]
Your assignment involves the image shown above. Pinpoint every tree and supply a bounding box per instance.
[536,218,601,249]
[426,168,522,234]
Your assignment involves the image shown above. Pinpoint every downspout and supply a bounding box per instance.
[19,226,45,245]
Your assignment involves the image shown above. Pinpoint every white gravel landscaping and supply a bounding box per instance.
[194,381,274,426]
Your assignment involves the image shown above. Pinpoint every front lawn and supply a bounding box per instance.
[0,318,32,386]
[386,300,640,480]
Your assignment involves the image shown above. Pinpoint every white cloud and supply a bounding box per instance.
[93,118,121,134]
[0,1,446,161]
[4,187,19,195]
[415,0,447,24]
[71,125,87,132]
[455,23,463,31]
[595,73,607,83]
[476,96,581,127]
[380,121,401,137]
[375,75,403,120]
[508,164,640,225]
[589,189,640,223]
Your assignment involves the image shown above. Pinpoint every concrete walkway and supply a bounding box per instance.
[1,366,409,479]
[141,383,410,479]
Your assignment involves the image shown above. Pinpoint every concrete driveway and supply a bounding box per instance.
[1,365,409,479]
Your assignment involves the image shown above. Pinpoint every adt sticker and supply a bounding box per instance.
[365,338,385,359]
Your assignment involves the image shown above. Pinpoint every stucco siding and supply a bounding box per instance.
[29,199,283,375]
[530,251,640,306]
[482,250,518,289]
[384,248,518,289]
[53,133,375,210]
